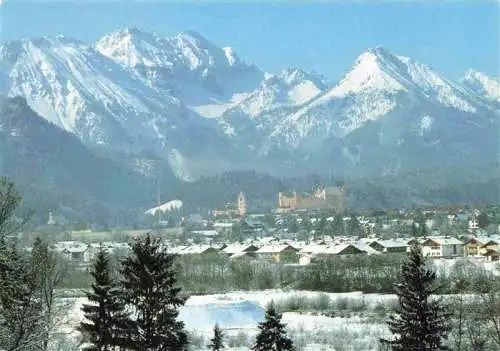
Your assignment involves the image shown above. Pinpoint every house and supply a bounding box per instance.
[222,243,259,257]
[482,248,500,262]
[369,240,408,253]
[255,244,298,263]
[298,243,328,264]
[240,219,266,236]
[464,237,492,256]
[316,244,365,258]
[480,238,500,252]
[468,214,480,232]
[53,241,89,263]
[355,241,383,256]
[298,243,364,264]
[212,221,235,234]
[179,245,219,255]
[166,245,188,255]
[421,237,464,258]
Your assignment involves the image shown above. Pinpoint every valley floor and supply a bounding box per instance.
[53,289,398,351]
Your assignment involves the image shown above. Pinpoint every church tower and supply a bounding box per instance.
[237,191,247,217]
[47,211,55,226]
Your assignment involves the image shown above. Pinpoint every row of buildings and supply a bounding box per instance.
[45,234,500,267]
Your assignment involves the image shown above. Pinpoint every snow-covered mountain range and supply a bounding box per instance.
[0,28,498,180]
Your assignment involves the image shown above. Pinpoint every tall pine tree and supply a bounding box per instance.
[207,323,224,351]
[381,243,450,350]
[120,233,188,350]
[252,302,294,351]
[332,214,345,237]
[0,238,42,351]
[79,248,131,351]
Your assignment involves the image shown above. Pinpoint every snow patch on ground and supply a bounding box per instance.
[144,199,183,215]
[53,290,396,350]
[420,115,433,135]
[191,103,234,118]
[167,149,195,182]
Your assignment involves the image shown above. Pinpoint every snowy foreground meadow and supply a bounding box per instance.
[50,259,499,350]
[53,289,394,351]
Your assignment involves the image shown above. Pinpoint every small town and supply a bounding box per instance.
[25,188,500,267]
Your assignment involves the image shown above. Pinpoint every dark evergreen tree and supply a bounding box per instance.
[332,214,345,237]
[346,215,362,237]
[420,222,427,237]
[411,222,419,237]
[476,212,489,229]
[0,238,41,351]
[208,323,224,351]
[0,180,42,351]
[120,233,188,350]
[381,243,451,350]
[78,248,131,351]
[287,218,298,234]
[252,302,294,351]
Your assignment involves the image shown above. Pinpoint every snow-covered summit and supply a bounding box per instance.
[0,32,231,181]
[223,46,239,66]
[96,28,263,106]
[266,46,495,151]
[2,30,497,180]
[331,46,406,96]
[96,27,177,68]
[217,68,326,119]
[97,27,253,73]
[462,69,500,103]
[171,30,237,71]
[327,46,476,112]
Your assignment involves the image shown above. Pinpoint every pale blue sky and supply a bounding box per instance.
[1,1,498,81]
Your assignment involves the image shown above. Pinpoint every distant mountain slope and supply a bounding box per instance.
[96,28,264,105]
[0,34,235,180]
[0,96,496,225]
[0,29,498,181]
[0,96,179,223]
[266,47,494,148]
[462,69,500,104]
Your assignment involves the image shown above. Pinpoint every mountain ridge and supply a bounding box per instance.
[0,28,498,181]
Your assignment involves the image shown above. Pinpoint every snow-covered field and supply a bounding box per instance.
[48,258,499,350]
[52,290,393,350]
[432,257,500,276]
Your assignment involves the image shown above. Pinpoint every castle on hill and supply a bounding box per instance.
[278,184,346,213]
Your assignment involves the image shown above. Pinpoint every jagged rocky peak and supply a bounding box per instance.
[332,46,406,96]
[287,68,330,91]
[95,27,174,68]
[462,69,500,102]
[97,27,152,48]
[96,27,253,73]
[170,30,251,72]
[173,29,214,47]
[1,28,497,181]
[222,46,240,66]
